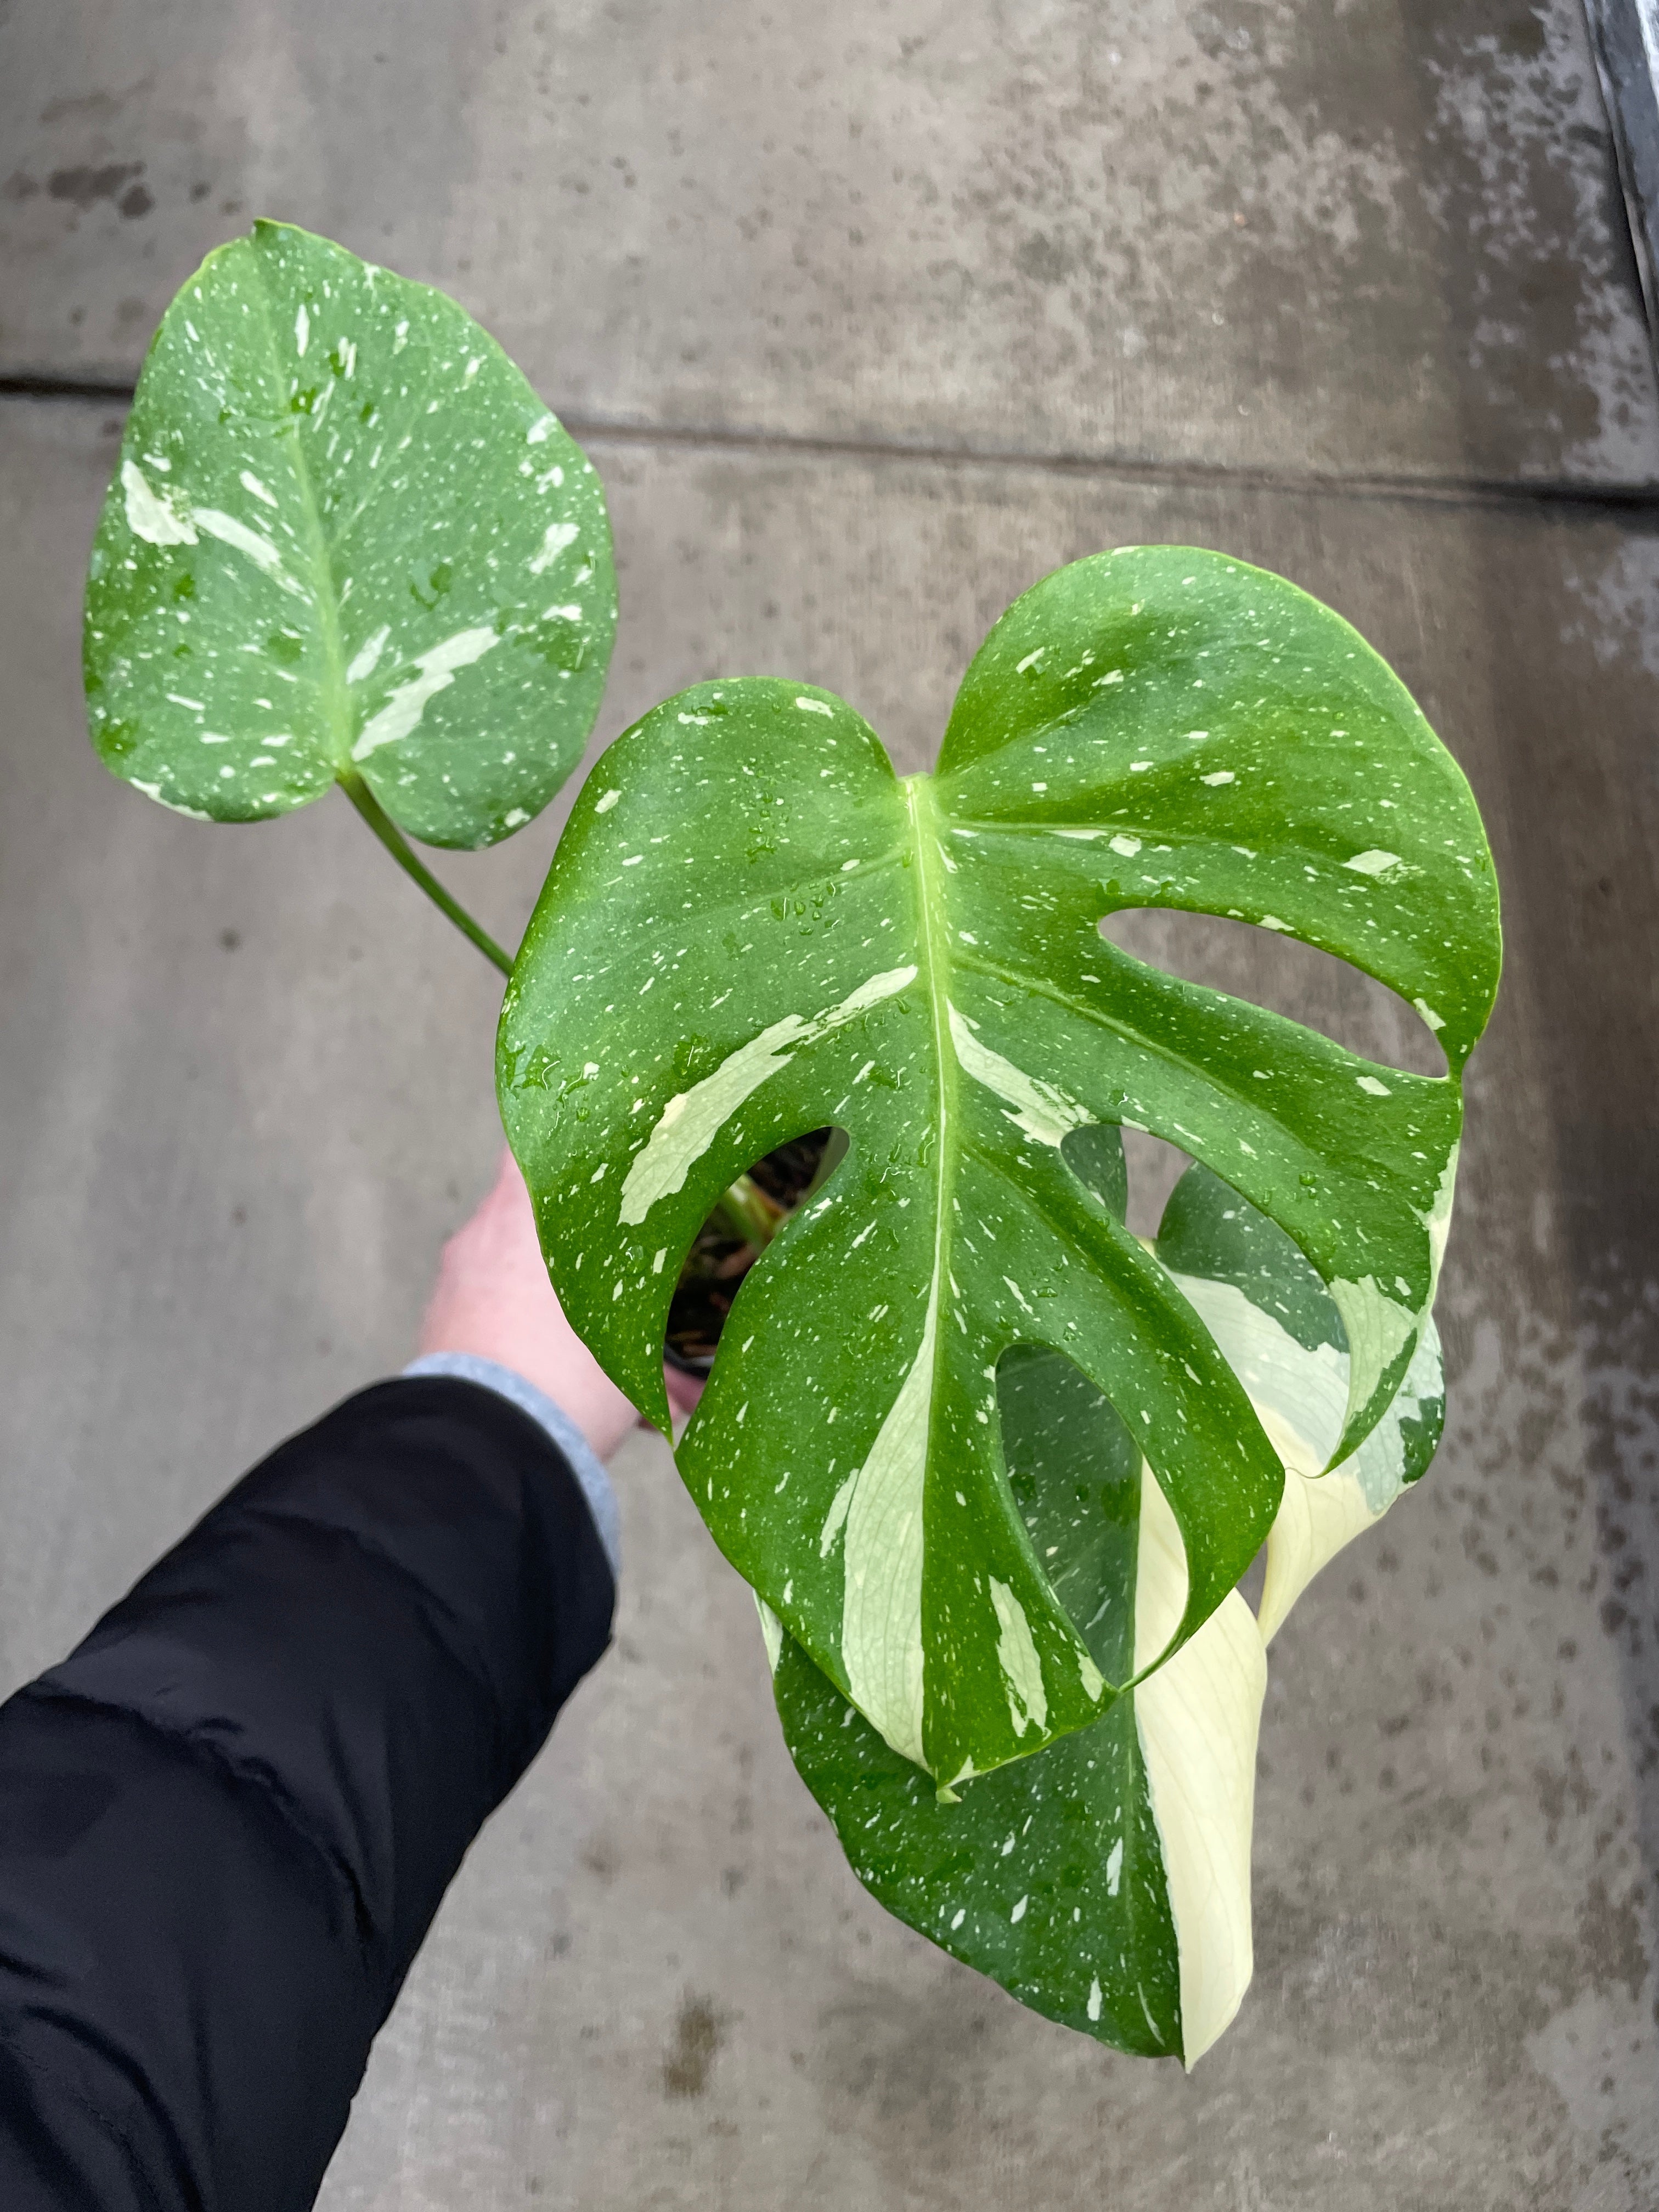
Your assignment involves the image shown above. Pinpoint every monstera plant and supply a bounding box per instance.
[84,222,1502,2068]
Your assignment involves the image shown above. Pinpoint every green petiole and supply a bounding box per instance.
[338,770,515,980]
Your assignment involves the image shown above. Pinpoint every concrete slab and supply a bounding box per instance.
[2,396,1656,2207]
[4,2,1658,485]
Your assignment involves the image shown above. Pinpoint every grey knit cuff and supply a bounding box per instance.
[401,1352,622,1582]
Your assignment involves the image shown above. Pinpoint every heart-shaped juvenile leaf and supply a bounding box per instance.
[770,1159,1444,2067]
[500,546,1499,1786]
[84,220,614,848]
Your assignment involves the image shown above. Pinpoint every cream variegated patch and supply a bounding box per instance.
[1256,1454,1378,1647]
[352,627,501,758]
[618,966,917,1225]
[839,1283,938,1767]
[948,1005,1092,1148]
[1144,1245,1444,2055]
[1330,1274,1418,1441]
[1133,1468,1265,2069]
[1255,1320,1442,1642]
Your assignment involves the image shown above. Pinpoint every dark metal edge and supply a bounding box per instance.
[1584,0,1659,362]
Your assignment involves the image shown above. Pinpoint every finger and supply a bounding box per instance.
[663,1362,706,1416]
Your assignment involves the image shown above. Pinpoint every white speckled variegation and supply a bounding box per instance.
[86,220,614,849]
[768,1157,1453,2066]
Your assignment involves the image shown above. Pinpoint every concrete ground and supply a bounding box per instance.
[3,3,1658,2205]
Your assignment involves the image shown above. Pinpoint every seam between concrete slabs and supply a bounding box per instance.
[7,376,1659,519]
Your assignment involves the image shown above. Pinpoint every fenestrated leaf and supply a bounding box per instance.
[499,546,1499,1787]
[84,219,614,848]
[770,1159,1446,2066]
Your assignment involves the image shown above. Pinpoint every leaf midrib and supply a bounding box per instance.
[246,238,355,776]
[902,774,958,1624]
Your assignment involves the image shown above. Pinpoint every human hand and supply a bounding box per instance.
[417,1149,702,1460]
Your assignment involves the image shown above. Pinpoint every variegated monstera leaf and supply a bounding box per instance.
[770,1158,1445,2067]
[84,220,613,849]
[500,546,1500,1792]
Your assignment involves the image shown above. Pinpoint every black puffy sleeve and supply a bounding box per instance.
[0,1376,615,2211]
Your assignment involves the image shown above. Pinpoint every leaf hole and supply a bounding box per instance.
[1121,1128,1192,1242]
[664,1127,845,1376]
[1058,1121,1128,1222]
[1098,909,1447,1077]
[1001,1340,1273,1683]
[998,1344,1142,1685]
